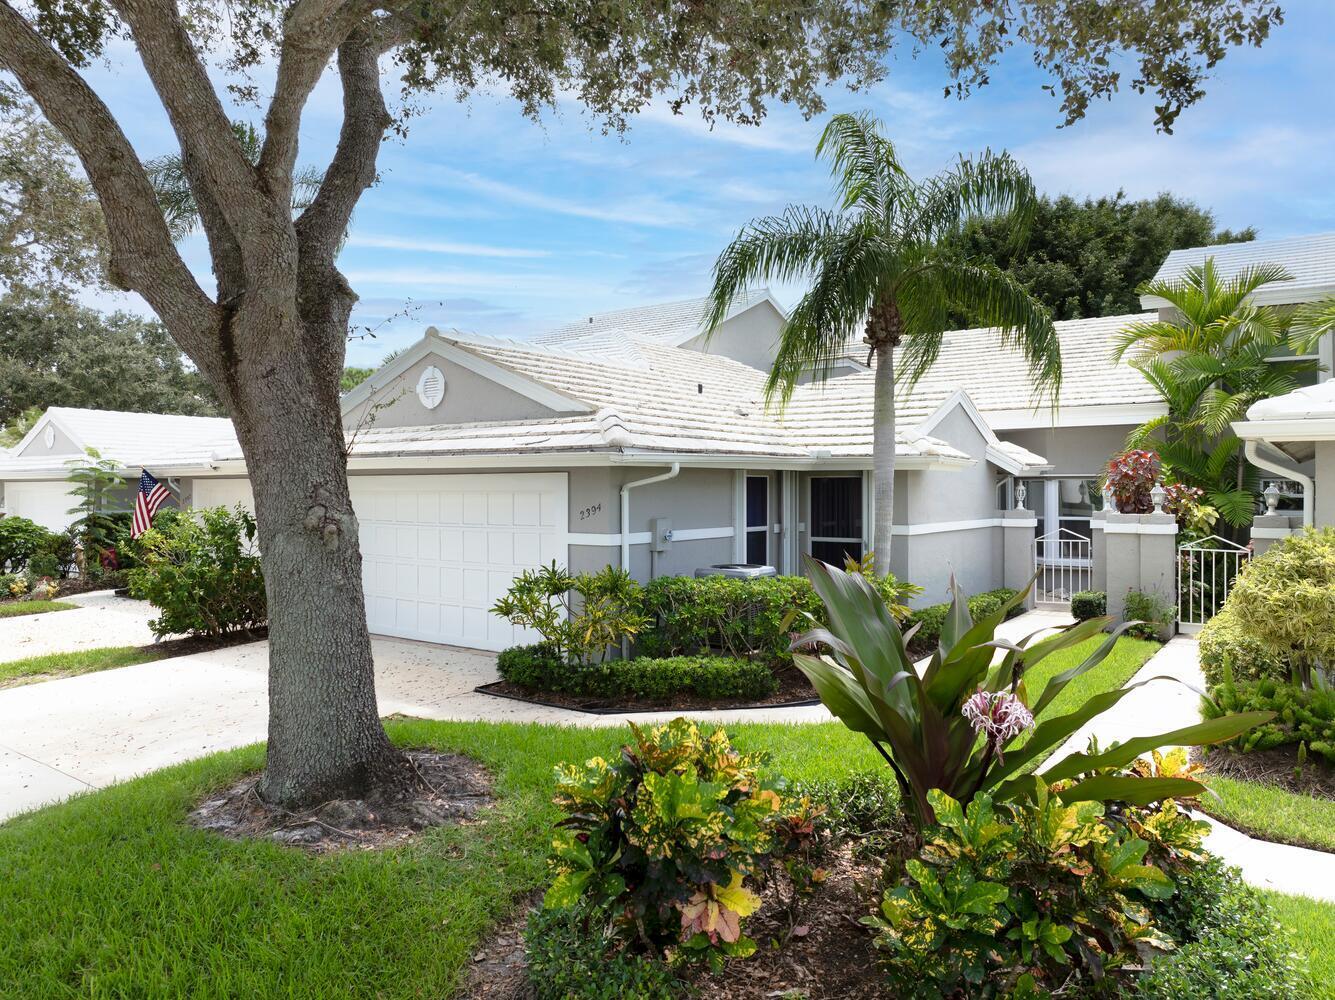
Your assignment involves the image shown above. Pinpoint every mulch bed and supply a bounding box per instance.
[476,665,820,714]
[147,628,269,659]
[458,840,887,1000]
[1195,744,1335,800]
[188,751,493,853]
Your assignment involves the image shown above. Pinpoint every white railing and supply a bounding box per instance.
[1177,536,1249,634]
[1032,528,1092,606]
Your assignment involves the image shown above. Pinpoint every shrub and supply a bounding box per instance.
[64,448,128,556]
[1123,588,1173,640]
[1198,605,1288,687]
[543,718,821,969]
[1226,527,1335,687]
[524,903,681,1000]
[1071,590,1107,621]
[1202,678,1335,764]
[868,784,1210,998]
[127,505,266,638]
[27,552,60,580]
[498,644,778,703]
[902,587,1023,655]
[583,656,777,702]
[0,516,51,572]
[1106,448,1161,513]
[791,560,1269,829]
[491,563,649,664]
[638,571,920,666]
[1132,857,1317,999]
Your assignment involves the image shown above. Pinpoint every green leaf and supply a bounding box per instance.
[1054,776,1206,807]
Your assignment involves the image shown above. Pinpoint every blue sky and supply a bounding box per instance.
[78,2,1335,367]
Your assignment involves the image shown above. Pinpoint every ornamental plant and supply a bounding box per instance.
[1225,528,1335,688]
[791,558,1271,829]
[491,563,649,665]
[1105,448,1162,513]
[127,506,266,637]
[543,718,821,970]
[867,783,1210,998]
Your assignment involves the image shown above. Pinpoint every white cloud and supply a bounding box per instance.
[426,168,696,228]
[345,234,552,258]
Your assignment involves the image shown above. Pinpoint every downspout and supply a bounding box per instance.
[619,463,680,659]
[619,463,680,573]
[1245,439,1314,528]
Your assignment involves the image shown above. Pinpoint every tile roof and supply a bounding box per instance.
[0,407,239,475]
[1146,232,1335,305]
[532,289,776,349]
[1246,378,1335,421]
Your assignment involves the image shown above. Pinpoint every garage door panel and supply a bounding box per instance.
[351,473,567,651]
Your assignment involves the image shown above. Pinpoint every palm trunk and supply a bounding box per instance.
[872,340,897,576]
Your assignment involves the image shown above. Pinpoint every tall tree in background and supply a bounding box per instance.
[946,191,1255,323]
[708,113,1059,574]
[0,0,1283,808]
[0,289,218,421]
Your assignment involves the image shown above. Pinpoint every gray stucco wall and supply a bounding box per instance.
[343,354,564,430]
[678,301,784,371]
[1315,442,1335,527]
[1002,424,1134,476]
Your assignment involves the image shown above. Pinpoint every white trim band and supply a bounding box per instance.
[569,526,735,548]
[1249,526,1298,539]
[1103,522,1178,535]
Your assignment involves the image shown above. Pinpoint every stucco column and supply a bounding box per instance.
[1249,513,1301,556]
[1000,508,1038,609]
[1089,508,1107,593]
[1103,512,1178,637]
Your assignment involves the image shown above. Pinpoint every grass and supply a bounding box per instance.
[0,645,165,687]
[1022,634,1160,723]
[0,599,76,619]
[1265,890,1335,984]
[1198,773,1335,853]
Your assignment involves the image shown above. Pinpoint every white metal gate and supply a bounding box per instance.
[1033,528,1092,606]
[1177,536,1249,634]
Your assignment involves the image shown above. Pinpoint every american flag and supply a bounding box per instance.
[131,470,171,538]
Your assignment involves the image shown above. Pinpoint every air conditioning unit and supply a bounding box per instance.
[693,563,778,579]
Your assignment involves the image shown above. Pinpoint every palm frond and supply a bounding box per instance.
[906,149,1038,249]
[1291,295,1335,356]
[816,112,901,217]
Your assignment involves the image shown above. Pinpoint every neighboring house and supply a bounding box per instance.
[4,232,1332,652]
[1233,379,1335,538]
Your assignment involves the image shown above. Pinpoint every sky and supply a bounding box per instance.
[69,2,1335,368]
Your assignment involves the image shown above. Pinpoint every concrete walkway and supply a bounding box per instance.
[1049,635,1335,904]
[0,590,158,660]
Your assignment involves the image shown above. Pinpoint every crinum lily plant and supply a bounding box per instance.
[790,559,1270,829]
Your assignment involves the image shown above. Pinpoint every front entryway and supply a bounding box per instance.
[350,473,567,650]
[1032,528,1093,606]
[1176,536,1249,634]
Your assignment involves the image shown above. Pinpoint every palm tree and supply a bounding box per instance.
[705,112,1059,575]
[1113,258,1317,528]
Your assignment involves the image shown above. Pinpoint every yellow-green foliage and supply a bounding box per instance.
[543,719,821,969]
[1228,528,1335,678]
[1198,605,1289,686]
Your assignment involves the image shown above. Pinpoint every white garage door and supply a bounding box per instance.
[5,481,80,532]
[350,473,567,651]
[192,478,256,512]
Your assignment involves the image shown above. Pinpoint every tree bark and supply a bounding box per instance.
[221,290,413,807]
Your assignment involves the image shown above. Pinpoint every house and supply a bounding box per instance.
[4,231,1331,651]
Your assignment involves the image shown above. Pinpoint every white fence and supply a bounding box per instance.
[1177,536,1249,634]
[1033,528,1092,606]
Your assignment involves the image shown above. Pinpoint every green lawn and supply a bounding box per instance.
[1265,891,1335,985]
[1199,774,1335,853]
[0,599,76,619]
[0,645,164,687]
[1021,634,1161,724]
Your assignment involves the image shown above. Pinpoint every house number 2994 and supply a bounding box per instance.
[578,503,602,520]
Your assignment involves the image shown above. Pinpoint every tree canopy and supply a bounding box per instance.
[0,289,219,424]
[945,191,1256,324]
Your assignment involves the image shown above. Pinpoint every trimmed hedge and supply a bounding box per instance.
[1198,605,1288,688]
[1071,590,1107,621]
[1203,677,1335,764]
[496,643,778,702]
[903,588,1023,655]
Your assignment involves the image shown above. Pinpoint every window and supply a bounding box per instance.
[745,475,769,564]
[809,476,862,564]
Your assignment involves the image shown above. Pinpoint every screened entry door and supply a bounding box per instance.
[745,475,769,564]
[809,475,863,565]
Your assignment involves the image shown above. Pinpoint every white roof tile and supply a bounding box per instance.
[1147,232,1335,305]
[1246,378,1335,421]
[0,407,238,475]
[532,289,776,349]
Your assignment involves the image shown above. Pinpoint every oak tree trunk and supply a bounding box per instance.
[223,288,412,809]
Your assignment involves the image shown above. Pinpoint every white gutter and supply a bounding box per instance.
[619,463,680,572]
[1245,439,1314,528]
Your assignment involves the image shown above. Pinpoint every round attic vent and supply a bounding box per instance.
[416,365,446,409]
[43,425,55,449]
